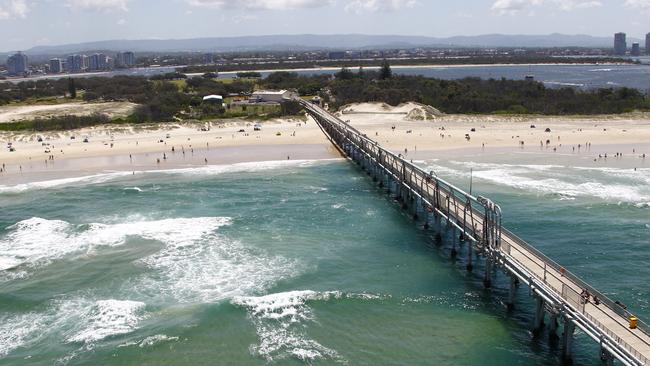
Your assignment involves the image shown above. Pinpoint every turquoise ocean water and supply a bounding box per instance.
[0,153,648,365]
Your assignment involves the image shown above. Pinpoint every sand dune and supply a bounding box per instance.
[0,102,138,123]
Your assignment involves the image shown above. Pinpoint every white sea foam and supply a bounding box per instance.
[575,167,650,185]
[0,159,339,194]
[0,172,133,194]
[1,215,300,306]
[0,217,233,281]
[152,159,323,177]
[0,312,47,356]
[233,291,345,363]
[123,186,143,192]
[0,256,22,271]
[426,160,650,205]
[135,224,299,304]
[0,218,81,281]
[137,334,179,348]
[473,168,649,203]
[449,161,565,172]
[65,299,146,344]
[0,298,147,359]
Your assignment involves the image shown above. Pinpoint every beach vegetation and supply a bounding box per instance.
[150,72,187,81]
[68,78,77,99]
[0,114,112,131]
[255,70,650,115]
[379,60,392,80]
[236,71,262,78]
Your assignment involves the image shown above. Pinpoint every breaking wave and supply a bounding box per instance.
[233,290,384,363]
[0,159,339,194]
[423,161,650,206]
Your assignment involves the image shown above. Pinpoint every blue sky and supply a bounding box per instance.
[1,0,650,51]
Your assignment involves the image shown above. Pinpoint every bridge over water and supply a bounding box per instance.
[297,99,650,366]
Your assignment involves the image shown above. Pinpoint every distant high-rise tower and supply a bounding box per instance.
[646,33,650,55]
[49,58,63,73]
[614,32,627,55]
[89,53,109,70]
[123,51,135,67]
[631,43,641,56]
[115,52,125,68]
[7,52,28,75]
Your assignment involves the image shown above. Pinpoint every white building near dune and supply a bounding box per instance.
[249,90,296,103]
[203,95,224,105]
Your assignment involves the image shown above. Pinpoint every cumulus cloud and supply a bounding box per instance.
[492,0,601,15]
[65,0,130,11]
[0,0,29,19]
[186,0,331,10]
[345,0,419,12]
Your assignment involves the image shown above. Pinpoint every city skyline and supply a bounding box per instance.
[2,0,650,52]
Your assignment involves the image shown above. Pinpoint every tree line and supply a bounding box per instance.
[259,66,650,115]
[1,63,649,132]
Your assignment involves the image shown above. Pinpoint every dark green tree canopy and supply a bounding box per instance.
[379,60,392,80]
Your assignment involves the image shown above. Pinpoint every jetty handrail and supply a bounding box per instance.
[300,98,650,365]
[302,99,649,335]
[314,104,501,248]
[502,226,650,336]
[302,100,492,216]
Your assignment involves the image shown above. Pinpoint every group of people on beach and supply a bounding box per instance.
[154,142,213,165]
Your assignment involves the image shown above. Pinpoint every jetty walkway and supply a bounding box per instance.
[298,99,650,366]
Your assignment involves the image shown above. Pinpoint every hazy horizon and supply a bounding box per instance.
[1,0,650,52]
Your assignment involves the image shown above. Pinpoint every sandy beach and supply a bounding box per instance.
[1,102,649,185]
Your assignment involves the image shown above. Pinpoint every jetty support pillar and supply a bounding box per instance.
[466,241,473,271]
[533,296,545,335]
[507,276,517,310]
[483,257,492,288]
[562,317,575,363]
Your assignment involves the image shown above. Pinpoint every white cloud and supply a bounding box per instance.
[491,0,601,15]
[186,0,331,10]
[0,0,29,19]
[345,0,419,12]
[232,14,259,23]
[624,0,650,9]
[65,0,130,11]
